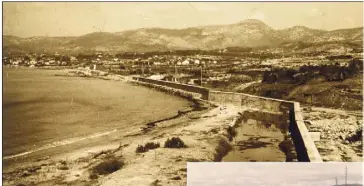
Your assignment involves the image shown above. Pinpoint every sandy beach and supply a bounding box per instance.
[2,68,240,185]
[3,68,362,186]
[3,96,242,186]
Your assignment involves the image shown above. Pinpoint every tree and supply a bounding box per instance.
[119,64,126,70]
[23,56,30,62]
[263,72,278,84]
[55,56,61,62]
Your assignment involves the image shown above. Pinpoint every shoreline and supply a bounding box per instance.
[2,71,300,185]
[3,69,225,186]
[3,94,239,186]
[2,67,200,159]
[3,67,361,185]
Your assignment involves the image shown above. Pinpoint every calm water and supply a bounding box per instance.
[2,68,190,157]
[222,119,286,162]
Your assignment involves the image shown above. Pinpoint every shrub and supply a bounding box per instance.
[57,165,69,170]
[136,142,161,153]
[346,127,363,143]
[164,137,187,148]
[89,172,99,179]
[227,126,237,141]
[229,74,253,83]
[136,145,147,153]
[91,158,124,176]
[145,142,160,150]
[150,179,162,186]
[213,138,232,162]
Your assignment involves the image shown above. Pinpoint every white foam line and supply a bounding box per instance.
[3,129,118,160]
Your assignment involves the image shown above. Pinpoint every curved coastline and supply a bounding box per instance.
[3,68,226,186]
[3,68,196,163]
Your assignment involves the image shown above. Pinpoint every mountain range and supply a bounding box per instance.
[3,19,363,54]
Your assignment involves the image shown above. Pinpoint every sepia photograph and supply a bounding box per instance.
[187,162,363,186]
[1,1,363,186]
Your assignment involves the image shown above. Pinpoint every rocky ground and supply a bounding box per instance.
[301,105,363,162]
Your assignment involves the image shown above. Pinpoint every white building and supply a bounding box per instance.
[149,74,165,80]
[70,56,77,62]
[182,60,190,65]
[30,60,37,65]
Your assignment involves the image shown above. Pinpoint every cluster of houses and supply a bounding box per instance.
[2,53,78,67]
[3,52,362,87]
[126,55,221,67]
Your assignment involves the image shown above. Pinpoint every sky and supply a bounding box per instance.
[2,2,363,38]
[187,162,363,186]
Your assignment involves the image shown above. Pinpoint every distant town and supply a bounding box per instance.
[3,46,363,90]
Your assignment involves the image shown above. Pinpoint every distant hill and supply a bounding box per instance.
[277,26,326,41]
[2,19,363,54]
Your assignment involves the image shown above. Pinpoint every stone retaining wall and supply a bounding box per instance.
[209,90,322,162]
[133,77,209,100]
[290,102,323,162]
[208,90,293,113]
[132,77,322,162]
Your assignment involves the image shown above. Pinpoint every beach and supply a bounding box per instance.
[2,67,240,185]
[3,67,360,186]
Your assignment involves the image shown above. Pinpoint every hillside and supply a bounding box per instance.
[241,74,363,111]
[2,19,363,54]
[277,26,326,41]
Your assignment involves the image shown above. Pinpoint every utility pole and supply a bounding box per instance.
[174,64,177,82]
[200,65,203,86]
[141,61,144,77]
[335,177,338,186]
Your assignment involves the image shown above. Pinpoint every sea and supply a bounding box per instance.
[2,67,190,158]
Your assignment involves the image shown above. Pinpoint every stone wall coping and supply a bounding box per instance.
[293,103,323,162]
[209,90,296,104]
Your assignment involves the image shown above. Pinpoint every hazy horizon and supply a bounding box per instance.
[3,2,363,38]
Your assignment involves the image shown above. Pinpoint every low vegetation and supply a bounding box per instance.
[227,115,244,141]
[346,126,363,143]
[213,138,232,162]
[164,137,187,148]
[89,158,124,179]
[262,59,362,84]
[136,142,161,153]
[226,126,237,142]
